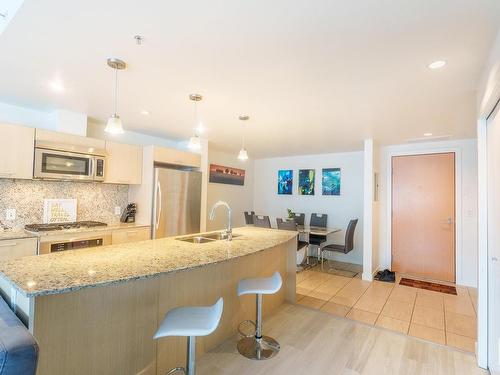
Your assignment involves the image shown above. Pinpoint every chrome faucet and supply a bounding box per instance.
[209,201,232,241]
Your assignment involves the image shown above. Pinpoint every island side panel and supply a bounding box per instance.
[156,237,296,374]
[32,277,160,375]
[28,236,296,375]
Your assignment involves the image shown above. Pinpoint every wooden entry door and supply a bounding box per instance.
[392,153,455,282]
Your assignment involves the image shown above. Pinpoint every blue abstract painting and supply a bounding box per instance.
[298,169,315,195]
[278,170,293,195]
[322,168,341,195]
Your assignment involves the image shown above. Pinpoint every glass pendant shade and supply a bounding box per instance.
[105,114,124,134]
[188,135,201,150]
[238,148,248,160]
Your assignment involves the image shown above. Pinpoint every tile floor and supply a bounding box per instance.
[296,266,478,354]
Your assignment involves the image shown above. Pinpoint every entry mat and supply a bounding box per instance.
[399,278,457,295]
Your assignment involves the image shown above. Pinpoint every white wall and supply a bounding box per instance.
[0,101,58,130]
[253,151,364,265]
[206,149,254,231]
[378,139,478,287]
[372,141,381,274]
[478,29,500,118]
[362,139,381,280]
[477,29,500,371]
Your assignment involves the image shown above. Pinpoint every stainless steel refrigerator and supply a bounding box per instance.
[152,167,202,239]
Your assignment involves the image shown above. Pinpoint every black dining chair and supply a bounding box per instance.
[253,215,271,228]
[244,211,255,225]
[308,213,328,246]
[310,213,327,228]
[320,219,358,265]
[293,213,305,226]
[276,218,309,257]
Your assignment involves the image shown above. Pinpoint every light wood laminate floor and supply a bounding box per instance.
[197,303,485,375]
[295,267,478,354]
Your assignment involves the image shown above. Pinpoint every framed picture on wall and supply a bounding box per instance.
[298,169,315,195]
[322,168,341,195]
[278,170,293,195]
[209,164,245,186]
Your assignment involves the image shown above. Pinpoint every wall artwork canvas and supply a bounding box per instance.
[322,168,341,195]
[298,169,315,195]
[209,164,245,186]
[278,170,293,195]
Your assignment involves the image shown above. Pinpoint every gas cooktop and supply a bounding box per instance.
[25,221,108,232]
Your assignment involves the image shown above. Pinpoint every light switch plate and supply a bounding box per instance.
[114,206,121,215]
[5,209,16,221]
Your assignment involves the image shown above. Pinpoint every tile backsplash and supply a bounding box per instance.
[0,179,129,228]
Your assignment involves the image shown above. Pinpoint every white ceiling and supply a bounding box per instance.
[0,0,499,157]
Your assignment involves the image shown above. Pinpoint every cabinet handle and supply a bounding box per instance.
[126,231,139,236]
[0,242,17,247]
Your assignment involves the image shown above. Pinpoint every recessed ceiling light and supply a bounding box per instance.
[428,60,446,69]
[140,110,150,115]
[424,132,433,137]
[49,79,65,93]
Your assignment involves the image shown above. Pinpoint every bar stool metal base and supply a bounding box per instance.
[237,335,280,360]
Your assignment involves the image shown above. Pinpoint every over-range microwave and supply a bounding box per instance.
[34,141,106,182]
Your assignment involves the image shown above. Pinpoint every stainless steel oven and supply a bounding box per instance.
[34,141,106,181]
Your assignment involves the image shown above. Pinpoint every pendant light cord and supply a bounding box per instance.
[114,68,118,116]
[241,120,245,149]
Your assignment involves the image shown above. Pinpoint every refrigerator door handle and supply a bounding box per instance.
[155,180,162,231]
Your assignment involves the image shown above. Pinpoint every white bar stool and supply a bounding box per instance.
[237,271,282,360]
[153,298,224,375]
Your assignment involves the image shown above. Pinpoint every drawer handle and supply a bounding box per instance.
[0,242,17,247]
[126,231,139,235]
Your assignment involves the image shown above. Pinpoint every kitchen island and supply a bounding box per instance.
[0,226,297,375]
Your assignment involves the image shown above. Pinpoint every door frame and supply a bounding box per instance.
[385,147,462,284]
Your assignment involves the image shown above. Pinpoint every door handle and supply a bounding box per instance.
[493,257,498,262]
[155,181,162,231]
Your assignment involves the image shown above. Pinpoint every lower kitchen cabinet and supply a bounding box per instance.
[111,226,150,245]
[0,237,38,261]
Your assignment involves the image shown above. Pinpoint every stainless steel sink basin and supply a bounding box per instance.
[203,232,241,240]
[177,236,216,244]
[176,231,241,243]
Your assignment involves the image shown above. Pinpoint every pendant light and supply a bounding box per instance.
[105,58,126,134]
[188,94,203,150]
[237,115,249,161]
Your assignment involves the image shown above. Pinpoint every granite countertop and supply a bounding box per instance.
[28,222,150,238]
[0,229,37,241]
[0,227,296,297]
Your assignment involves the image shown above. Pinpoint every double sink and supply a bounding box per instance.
[177,231,241,244]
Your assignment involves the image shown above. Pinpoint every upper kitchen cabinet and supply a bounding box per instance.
[105,141,142,184]
[0,124,35,179]
[152,146,201,168]
[35,129,105,151]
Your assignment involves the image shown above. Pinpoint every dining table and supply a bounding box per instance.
[297,225,341,236]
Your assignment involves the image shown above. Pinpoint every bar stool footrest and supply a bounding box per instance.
[166,366,186,375]
[237,319,257,338]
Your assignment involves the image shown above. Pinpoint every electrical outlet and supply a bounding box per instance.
[114,206,121,215]
[5,209,16,221]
